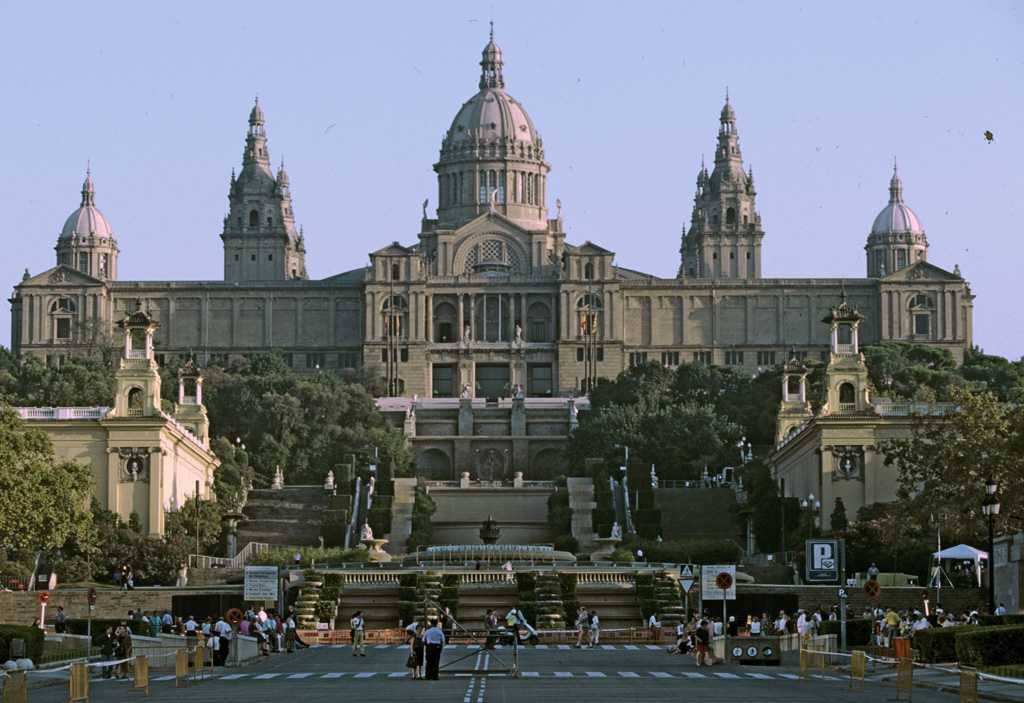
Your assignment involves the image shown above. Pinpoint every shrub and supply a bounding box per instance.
[315,600,337,624]
[914,627,963,663]
[319,586,342,604]
[976,615,1024,627]
[818,618,873,647]
[249,547,368,567]
[955,625,1024,667]
[399,574,417,588]
[515,572,536,592]
[553,535,579,554]
[323,573,344,589]
[0,625,45,664]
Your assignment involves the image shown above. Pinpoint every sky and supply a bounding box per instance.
[1,1,1022,358]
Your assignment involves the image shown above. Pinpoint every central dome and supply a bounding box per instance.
[871,166,924,235]
[60,172,114,240]
[446,88,540,147]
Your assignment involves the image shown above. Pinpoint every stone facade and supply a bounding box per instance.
[10,34,974,405]
[768,299,956,523]
[14,309,218,537]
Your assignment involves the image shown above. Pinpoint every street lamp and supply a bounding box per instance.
[982,478,1001,614]
[801,493,821,541]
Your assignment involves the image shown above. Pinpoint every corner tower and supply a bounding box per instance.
[55,169,119,279]
[432,28,551,230]
[221,98,307,281]
[865,163,928,277]
[681,96,764,279]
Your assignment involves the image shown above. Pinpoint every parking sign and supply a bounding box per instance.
[805,539,844,583]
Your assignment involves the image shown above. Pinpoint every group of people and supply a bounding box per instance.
[865,605,990,646]
[573,606,601,647]
[403,617,448,680]
[97,622,134,678]
[236,607,300,655]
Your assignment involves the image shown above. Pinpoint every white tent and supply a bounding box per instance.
[933,544,988,588]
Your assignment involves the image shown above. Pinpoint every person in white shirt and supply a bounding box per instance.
[589,611,600,647]
[183,615,198,638]
[214,616,232,665]
[647,614,661,629]
[422,620,445,680]
[673,621,686,654]
[750,616,762,636]
[796,611,809,636]
[996,603,1008,616]
[712,619,723,637]
[350,611,366,656]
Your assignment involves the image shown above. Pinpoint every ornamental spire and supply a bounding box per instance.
[888,157,903,204]
[80,164,96,207]
[479,25,504,90]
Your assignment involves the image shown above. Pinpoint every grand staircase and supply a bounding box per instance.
[236,487,329,547]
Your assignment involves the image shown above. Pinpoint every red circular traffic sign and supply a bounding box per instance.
[864,580,881,599]
[715,572,734,590]
[38,592,49,605]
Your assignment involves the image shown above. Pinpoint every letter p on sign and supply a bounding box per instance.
[813,543,835,570]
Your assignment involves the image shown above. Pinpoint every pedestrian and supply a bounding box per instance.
[590,610,600,647]
[149,611,162,638]
[695,619,710,666]
[285,614,296,653]
[484,609,498,650]
[293,550,302,568]
[350,610,366,656]
[115,624,133,679]
[647,612,661,630]
[408,624,425,679]
[423,619,445,680]
[442,606,455,637]
[672,620,686,654]
[996,603,1008,617]
[750,616,762,636]
[99,627,116,678]
[54,606,67,633]
[574,606,590,648]
[215,614,232,665]
[161,610,173,633]
[184,614,198,640]
[726,615,738,637]
[208,630,221,666]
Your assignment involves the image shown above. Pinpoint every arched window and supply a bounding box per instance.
[910,294,933,309]
[787,376,802,397]
[487,171,497,204]
[50,298,76,314]
[838,382,856,406]
[248,209,259,227]
[50,297,76,340]
[127,387,145,416]
[583,261,594,280]
[743,213,749,225]
[726,207,736,225]
[267,216,273,227]
[576,294,603,337]
[713,212,720,225]
[497,170,506,204]
[381,295,407,338]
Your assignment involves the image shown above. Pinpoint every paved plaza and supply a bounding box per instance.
[19,643,966,703]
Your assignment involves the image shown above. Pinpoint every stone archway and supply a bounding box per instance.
[528,448,564,480]
[416,448,452,480]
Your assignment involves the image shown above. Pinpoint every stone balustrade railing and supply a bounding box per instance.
[16,406,110,420]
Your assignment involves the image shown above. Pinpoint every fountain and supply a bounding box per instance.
[359,522,391,563]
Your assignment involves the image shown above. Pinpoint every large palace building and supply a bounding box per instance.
[10,33,974,400]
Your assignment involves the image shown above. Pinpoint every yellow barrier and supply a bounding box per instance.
[896,657,913,702]
[192,645,207,683]
[849,650,866,691]
[960,668,978,703]
[2,670,27,703]
[68,662,90,703]
[175,649,189,687]
[131,655,150,695]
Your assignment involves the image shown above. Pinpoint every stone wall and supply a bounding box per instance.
[0,587,244,626]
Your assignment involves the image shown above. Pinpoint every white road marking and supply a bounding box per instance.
[585,671,607,678]
[746,672,775,679]
[320,672,347,678]
[554,671,573,677]
[353,672,376,678]
[618,671,640,677]
[650,671,674,678]
[714,672,742,679]
[645,645,662,650]
[777,673,801,680]
[522,671,539,677]
[252,673,282,680]
[623,645,639,650]
[286,673,313,679]
[680,672,707,678]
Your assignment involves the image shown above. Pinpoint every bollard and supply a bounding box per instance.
[959,668,978,703]
[131,655,150,695]
[175,649,189,688]
[192,644,207,682]
[68,661,90,703]
[799,640,811,680]
[895,657,913,702]
[849,650,866,691]
[2,670,28,703]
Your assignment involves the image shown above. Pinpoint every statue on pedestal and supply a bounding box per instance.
[610,522,623,540]
[271,465,284,490]
[360,522,374,542]
[324,470,335,491]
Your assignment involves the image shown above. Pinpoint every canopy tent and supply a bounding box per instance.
[932,543,988,588]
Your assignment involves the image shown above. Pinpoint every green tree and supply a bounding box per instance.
[0,406,94,556]
[164,497,224,556]
[0,349,114,407]
[830,497,849,532]
[883,386,1024,541]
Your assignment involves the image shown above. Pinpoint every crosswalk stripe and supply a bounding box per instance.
[645,645,662,650]
[388,672,407,678]
[617,671,640,678]
[534,645,548,649]
[746,673,774,680]
[714,672,742,679]
[680,672,707,679]
[374,644,390,649]
[253,673,282,680]
[585,672,607,678]
[287,673,313,679]
[354,672,377,678]
[321,672,347,679]
[329,644,347,649]
[601,645,616,650]
[650,672,674,678]
[777,673,800,680]
[623,645,639,650]
[554,672,573,678]
[811,674,841,681]
[522,672,539,677]
[219,674,248,680]
[557,644,571,650]
[151,675,176,682]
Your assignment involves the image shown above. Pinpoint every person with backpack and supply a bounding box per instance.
[350,611,366,656]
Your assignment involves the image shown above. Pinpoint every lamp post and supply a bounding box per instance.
[800,493,821,541]
[981,478,1001,613]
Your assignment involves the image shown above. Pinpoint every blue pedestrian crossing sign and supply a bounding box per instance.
[678,564,697,593]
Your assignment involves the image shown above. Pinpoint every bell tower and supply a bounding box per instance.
[775,354,813,444]
[681,95,764,279]
[821,294,871,415]
[174,359,210,447]
[111,303,162,418]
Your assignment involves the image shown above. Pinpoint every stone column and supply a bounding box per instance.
[147,448,165,538]
[457,293,464,341]
[425,293,432,341]
[470,295,477,341]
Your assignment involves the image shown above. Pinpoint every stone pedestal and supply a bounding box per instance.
[361,538,392,563]
[460,471,471,488]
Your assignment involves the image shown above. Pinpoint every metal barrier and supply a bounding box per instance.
[849,650,866,691]
[960,668,978,703]
[192,645,207,682]
[68,662,89,702]
[174,649,189,687]
[131,655,150,695]
[799,637,825,680]
[1,671,27,703]
[896,657,914,701]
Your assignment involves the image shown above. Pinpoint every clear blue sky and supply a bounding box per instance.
[2,1,1021,358]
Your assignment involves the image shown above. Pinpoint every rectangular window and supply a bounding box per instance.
[896,249,908,269]
[250,254,256,262]
[283,353,294,368]
[432,364,456,397]
[597,347,604,362]
[693,351,713,365]
[725,351,744,366]
[576,347,584,362]
[306,353,325,369]
[400,347,409,362]
[336,352,358,369]
[661,351,680,367]
[268,254,273,261]
[438,322,453,342]
[529,321,546,342]
[820,350,829,362]
[527,363,553,397]
[914,314,930,336]
[55,318,71,340]
[628,352,648,368]
[77,252,89,274]
[756,351,776,366]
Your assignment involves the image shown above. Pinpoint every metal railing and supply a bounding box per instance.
[15,406,110,420]
[189,541,270,570]
[874,401,957,417]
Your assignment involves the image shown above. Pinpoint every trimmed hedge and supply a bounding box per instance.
[818,618,872,647]
[914,627,963,663]
[0,625,45,664]
[976,615,1024,627]
[955,625,1024,667]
